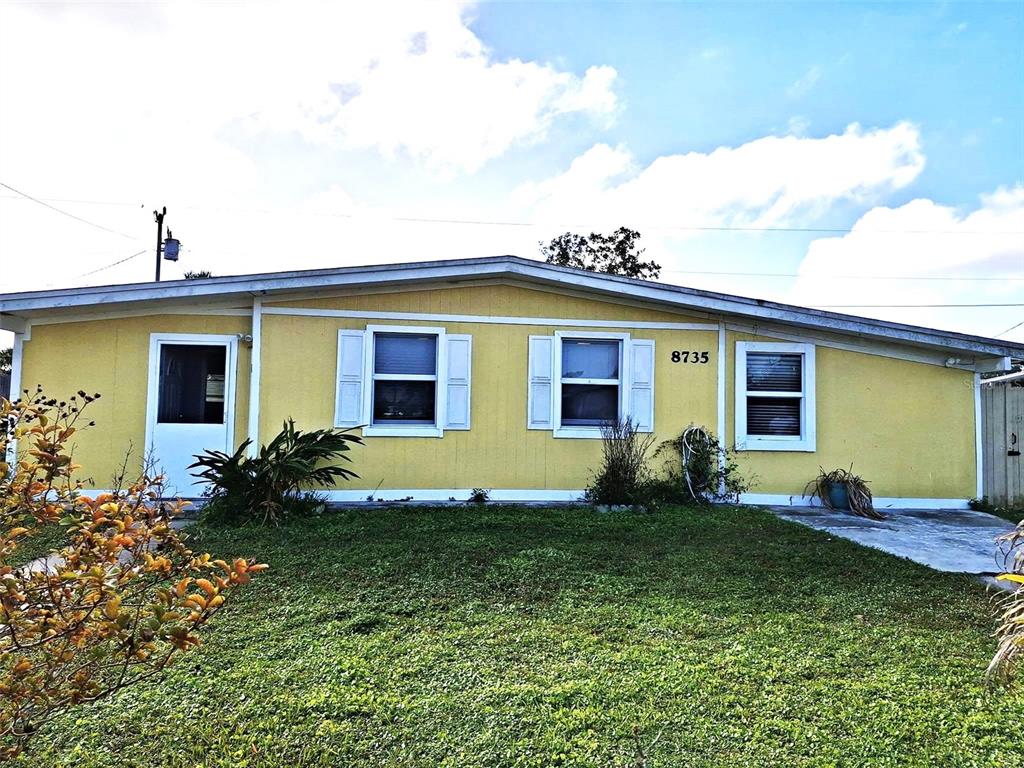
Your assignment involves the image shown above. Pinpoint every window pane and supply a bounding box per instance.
[374,333,437,375]
[372,380,436,424]
[561,339,619,379]
[747,397,801,436]
[157,344,226,424]
[746,353,802,392]
[561,383,618,426]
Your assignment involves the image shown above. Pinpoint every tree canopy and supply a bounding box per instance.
[540,227,660,280]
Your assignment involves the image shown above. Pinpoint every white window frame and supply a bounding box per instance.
[735,341,816,452]
[362,324,447,438]
[553,331,631,439]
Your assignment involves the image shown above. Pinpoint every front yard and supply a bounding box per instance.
[16,505,1023,766]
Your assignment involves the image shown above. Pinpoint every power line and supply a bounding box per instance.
[0,194,141,208]
[2,190,1022,236]
[994,320,1024,337]
[663,268,1024,284]
[0,182,141,240]
[77,249,147,277]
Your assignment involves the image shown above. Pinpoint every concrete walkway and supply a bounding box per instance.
[771,506,1017,575]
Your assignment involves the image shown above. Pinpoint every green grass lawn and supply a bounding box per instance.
[14,505,1024,767]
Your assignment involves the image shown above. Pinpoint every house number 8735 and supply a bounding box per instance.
[671,350,710,364]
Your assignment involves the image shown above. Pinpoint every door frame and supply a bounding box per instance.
[144,332,240,474]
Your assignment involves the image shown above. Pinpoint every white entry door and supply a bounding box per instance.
[146,334,238,496]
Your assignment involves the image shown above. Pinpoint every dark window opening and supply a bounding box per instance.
[561,383,618,426]
[157,344,227,424]
[372,380,436,424]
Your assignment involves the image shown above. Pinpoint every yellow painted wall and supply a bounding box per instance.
[19,315,251,486]
[259,313,717,491]
[267,283,712,324]
[726,331,977,498]
[14,283,979,500]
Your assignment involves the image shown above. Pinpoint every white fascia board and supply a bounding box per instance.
[0,313,28,333]
[2,255,1023,359]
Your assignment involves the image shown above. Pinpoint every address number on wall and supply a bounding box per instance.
[671,350,710,364]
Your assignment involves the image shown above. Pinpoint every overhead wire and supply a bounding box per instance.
[0,182,141,241]
[2,189,1022,236]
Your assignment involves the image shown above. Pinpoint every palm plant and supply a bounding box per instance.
[189,419,363,525]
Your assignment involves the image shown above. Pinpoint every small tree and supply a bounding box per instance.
[540,227,661,280]
[0,388,265,757]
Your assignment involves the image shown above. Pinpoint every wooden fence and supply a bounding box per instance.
[982,379,1024,506]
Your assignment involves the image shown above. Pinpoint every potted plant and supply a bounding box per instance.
[806,466,882,520]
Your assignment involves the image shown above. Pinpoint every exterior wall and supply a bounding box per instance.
[727,330,977,499]
[267,283,712,324]
[18,315,251,485]
[259,312,717,492]
[13,282,979,502]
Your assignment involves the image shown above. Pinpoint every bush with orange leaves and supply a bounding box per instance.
[0,388,266,757]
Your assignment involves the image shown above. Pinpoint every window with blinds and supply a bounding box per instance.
[371,333,438,425]
[559,338,622,427]
[745,353,802,437]
[735,342,816,451]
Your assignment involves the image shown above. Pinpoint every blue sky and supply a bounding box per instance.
[0,0,1021,344]
[476,1,1022,205]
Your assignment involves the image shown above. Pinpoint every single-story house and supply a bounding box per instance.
[2,256,1022,507]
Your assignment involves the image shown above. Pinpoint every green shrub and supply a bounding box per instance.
[584,418,657,507]
[647,425,750,505]
[190,419,362,525]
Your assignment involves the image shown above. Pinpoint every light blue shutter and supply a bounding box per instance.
[335,330,365,427]
[444,334,472,430]
[629,339,655,432]
[528,336,555,429]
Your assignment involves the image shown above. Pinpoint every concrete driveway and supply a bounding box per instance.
[771,506,1018,575]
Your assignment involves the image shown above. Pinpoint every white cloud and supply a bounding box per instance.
[513,122,925,229]
[791,185,1024,338]
[0,1,617,180]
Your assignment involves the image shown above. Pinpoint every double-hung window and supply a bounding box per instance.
[335,324,472,437]
[735,341,815,451]
[371,332,438,429]
[527,331,654,438]
[559,337,622,428]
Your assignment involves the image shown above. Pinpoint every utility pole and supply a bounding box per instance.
[154,206,166,281]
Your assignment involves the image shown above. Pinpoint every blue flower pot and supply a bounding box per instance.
[827,482,851,511]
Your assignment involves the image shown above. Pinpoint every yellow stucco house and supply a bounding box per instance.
[2,256,1021,508]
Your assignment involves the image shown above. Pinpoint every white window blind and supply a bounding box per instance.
[735,342,815,452]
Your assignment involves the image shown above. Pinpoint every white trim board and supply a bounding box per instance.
[263,305,718,331]
[70,487,970,510]
[246,298,262,457]
[974,372,983,499]
[329,488,587,503]
[28,307,252,326]
[740,493,971,510]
